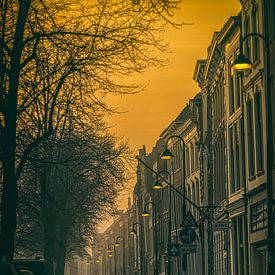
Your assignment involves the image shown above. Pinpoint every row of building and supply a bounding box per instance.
[91,0,275,274]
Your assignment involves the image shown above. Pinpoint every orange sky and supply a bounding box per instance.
[107,0,240,151]
[104,0,241,214]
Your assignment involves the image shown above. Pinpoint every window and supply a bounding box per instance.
[185,146,190,176]
[195,180,200,206]
[252,6,260,62]
[191,182,195,213]
[213,231,227,274]
[186,185,191,211]
[176,185,183,223]
[221,138,226,199]
[247,99,255,178]
[232,216,246,275]
[244,17,251,61]
[251,200,268,232]
[228,57,241,114]
[171,142,181,171]
[214,142,224,203]
[229,121,244,194]
[235,124,241,190]
[254,91,263,173]
[229,62,235,115]
[229,126,235,193]
[194,143,199,169]
[234,66,241,109]
[190,143,194,172]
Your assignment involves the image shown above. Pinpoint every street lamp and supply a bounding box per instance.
[115,236,126,275]
[160,135,186,218]
[136,155,220,275]
[131,222,144,275]
[152,179,163,189]
[232,52,252,71]
[142,201,159,275]
[160,147,174,160]
[107,243,117,275]
[130,228,137,235]
[161,135,187,273]
[153,170,173,275]
[232,32,274,275]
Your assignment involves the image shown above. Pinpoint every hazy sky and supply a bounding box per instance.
[104,0,241,212]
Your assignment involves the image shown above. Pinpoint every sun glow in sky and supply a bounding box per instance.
[105,0,241,213]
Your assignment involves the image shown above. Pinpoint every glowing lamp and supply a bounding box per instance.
[130,229,137,235]
[153,180,162,189]
[232,52,252,71]
[142,209,150,217]
[160,148,173,160]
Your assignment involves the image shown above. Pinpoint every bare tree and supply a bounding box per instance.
[16,126,132,275]
[0,0,182,259]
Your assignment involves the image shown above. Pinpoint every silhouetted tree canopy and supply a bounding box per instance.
[0,0,182,263]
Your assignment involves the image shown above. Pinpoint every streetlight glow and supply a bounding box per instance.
[232,52,252,71]
[130,229,137,235]
[153,180,162,189]
[160,147,174,160]
[141,209,150,217]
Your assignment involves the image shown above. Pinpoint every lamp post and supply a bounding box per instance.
[153,170,173,275]
[142,201,159,275]
[136,155,222,275]
[131,222,144,275]
[160,135,187,272]
[232,31,274,275]
[107,243,117,275]
[160,135,186,223]
[115,236,126,275]
[94,253,102,275]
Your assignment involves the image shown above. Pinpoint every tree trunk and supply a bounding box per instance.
[41,164,56,275]
[44,230,55,275]
[0,0,31,259]
[54,237,67,275]
[0,154,17,259]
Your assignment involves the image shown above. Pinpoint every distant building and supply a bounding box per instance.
[91,211,130,275]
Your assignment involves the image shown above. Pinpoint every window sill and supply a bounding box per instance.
[257,170,265,177]
[248,175,256,181]
[230,187,244,196]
